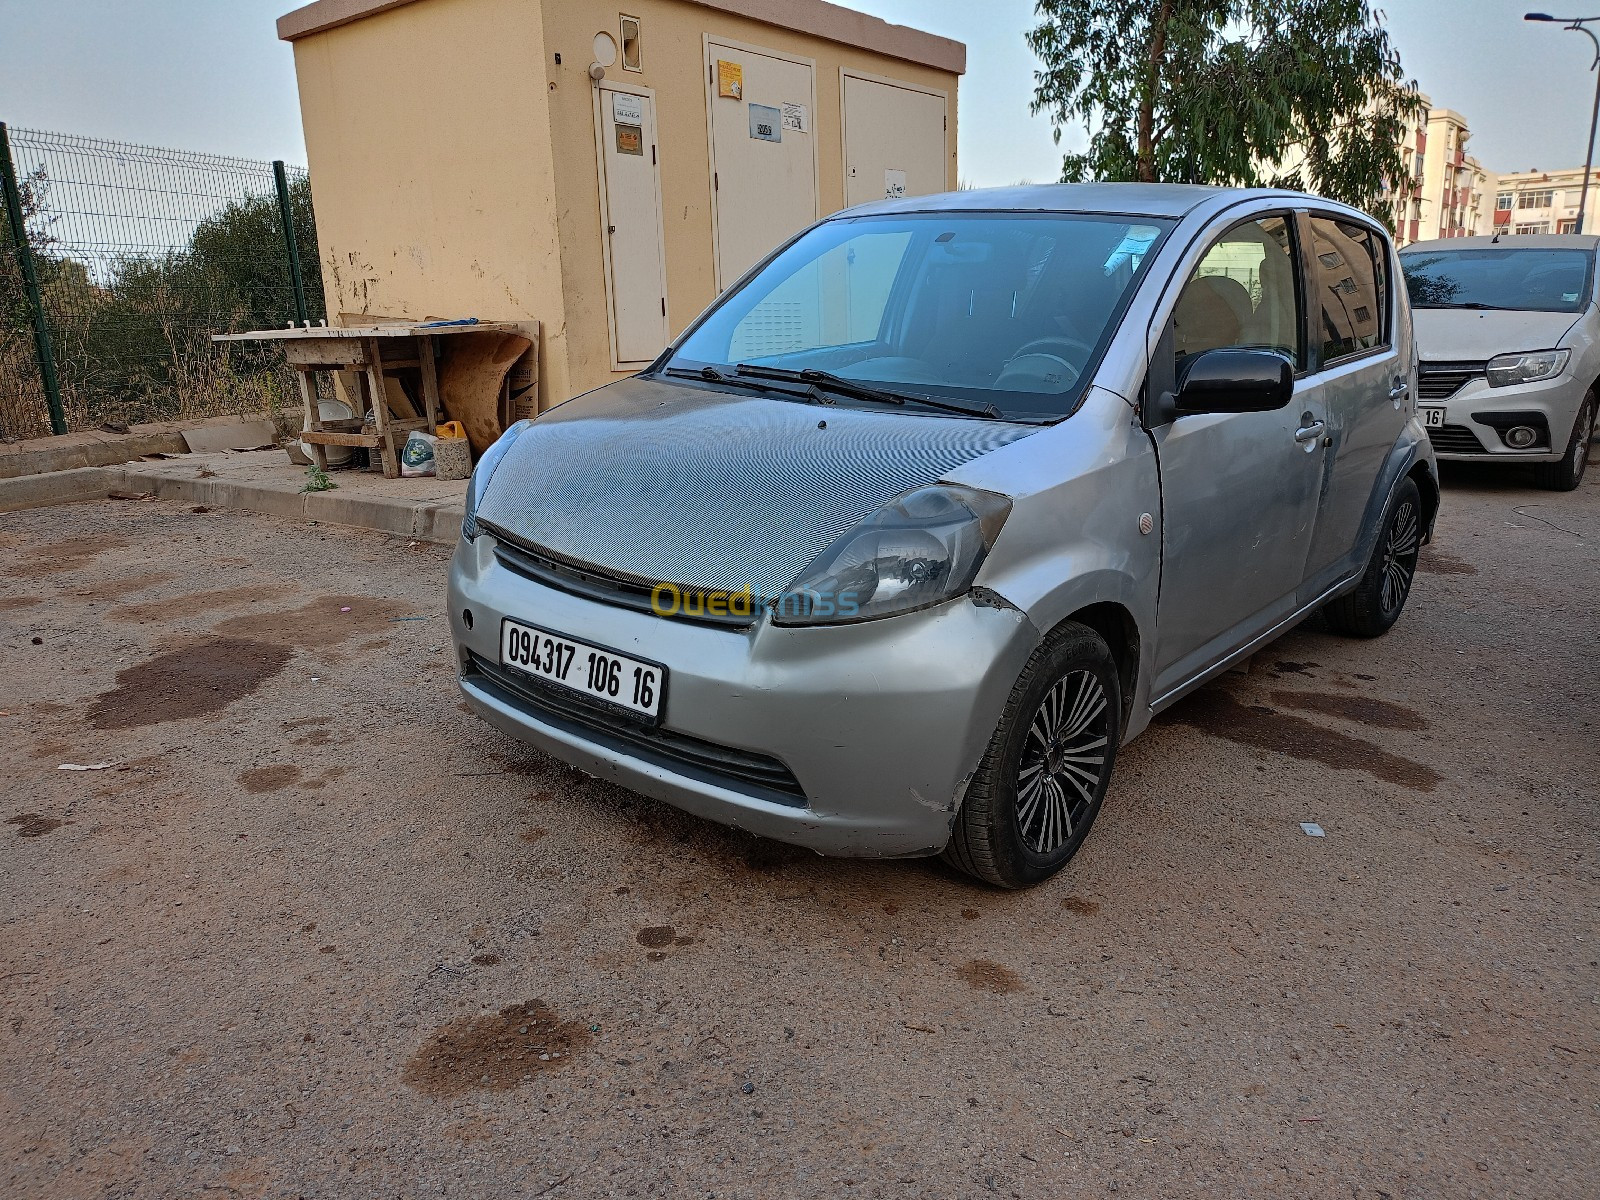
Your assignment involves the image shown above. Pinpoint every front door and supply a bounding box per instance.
[1149,213,1329,704]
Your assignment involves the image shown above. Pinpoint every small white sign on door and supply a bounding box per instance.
[781,102,809,133]
[885,169,907,199]
[612,92,644,125]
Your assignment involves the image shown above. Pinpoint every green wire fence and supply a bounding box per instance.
[0,124,323,441]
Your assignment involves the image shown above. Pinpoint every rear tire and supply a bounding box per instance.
[1324,477,1422,639]
[1532,392,1595,492]
[943,622,1121,889]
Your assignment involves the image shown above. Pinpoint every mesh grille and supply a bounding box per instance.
[1427,424,1489,454]
[476,379,1035,600]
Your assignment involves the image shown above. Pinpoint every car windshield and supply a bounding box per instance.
[666,211,1173,421]
[1400,247,1594,314]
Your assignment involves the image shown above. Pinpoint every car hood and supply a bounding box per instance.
[1411,307,1585,361]
[474,376,1037,600]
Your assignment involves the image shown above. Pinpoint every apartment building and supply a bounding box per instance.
[1388,100,1497,246]
[1490,167,1598,235]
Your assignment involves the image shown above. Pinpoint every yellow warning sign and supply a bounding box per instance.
[716,58,743,100]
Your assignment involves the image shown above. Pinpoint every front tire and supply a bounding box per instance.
[943,622,1121,889]
[1532,392,1595,492]
[1324,476,1422,638]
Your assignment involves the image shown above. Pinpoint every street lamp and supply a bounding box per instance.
[1526,13,1600,235]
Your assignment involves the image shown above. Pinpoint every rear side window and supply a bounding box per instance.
[1309,217,1388,363]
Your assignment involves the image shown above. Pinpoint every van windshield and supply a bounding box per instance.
[667,212,1173,421]
[1401,247,1594,314]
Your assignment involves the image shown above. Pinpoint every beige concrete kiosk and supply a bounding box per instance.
[279,0,964,409]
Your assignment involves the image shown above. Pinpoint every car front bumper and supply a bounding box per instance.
[447,533,1040,858]
[1417,367,1586,462]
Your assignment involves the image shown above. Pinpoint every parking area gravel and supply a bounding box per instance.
[2,464,1597,1199]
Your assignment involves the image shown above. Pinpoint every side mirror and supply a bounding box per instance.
[1151,347,1294,425]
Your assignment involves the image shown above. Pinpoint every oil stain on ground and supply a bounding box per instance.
[1061,896,1101,915]
[637,926,676,948]
[1418,549,1478,576]
[1269,690,1428,732]
[14,536,128,579]
[0,596,42,611]
[238,764,302,793]
[958,960,1025,994]
[213,594,413,648]
[8,813,69,837]
[401,1001,592,1098]
[110,582,297,625]
[1170,690,1441,792]
[87,637,293,730]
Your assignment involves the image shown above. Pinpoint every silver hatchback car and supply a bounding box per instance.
[1400,234,1597,490]
[450,185,1439,888]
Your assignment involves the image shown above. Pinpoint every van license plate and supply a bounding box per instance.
[500,618,664,722]
[1420,406,1446,428]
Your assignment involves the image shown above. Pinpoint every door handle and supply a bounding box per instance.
[1389,381,1408,401]
[1294,420,1326,447]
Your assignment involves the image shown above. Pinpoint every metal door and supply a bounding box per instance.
[596,86,668,366]
[705,39,818,290]
[841,70,947,208]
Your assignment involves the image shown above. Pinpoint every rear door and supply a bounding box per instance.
[1149,212,1330,704]
[1298,212,1408,593]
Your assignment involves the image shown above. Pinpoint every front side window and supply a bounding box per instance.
[1309,216,1388,363]
[1401,246,1593,313]
[670,212,1173,420]
[1172,215,1302,367]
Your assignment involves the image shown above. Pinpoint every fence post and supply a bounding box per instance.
[1,122,66,436]
[273,160,310,327]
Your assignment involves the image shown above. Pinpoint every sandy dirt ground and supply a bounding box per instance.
[1,464,1596,1199]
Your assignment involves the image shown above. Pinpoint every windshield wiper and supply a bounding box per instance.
[735,363,1002,420]
[1416,301,1512,310]
[662,364,827,402]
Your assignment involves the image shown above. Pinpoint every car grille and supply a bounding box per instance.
[484,524,759,630]
[1417,361,1486,400]
[463,651,807,806]
[1427,424,1489,454]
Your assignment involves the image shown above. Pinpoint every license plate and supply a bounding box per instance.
[1420,406,1446,428]
[499,618,665,722]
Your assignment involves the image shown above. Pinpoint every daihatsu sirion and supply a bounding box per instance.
[450,185,1438,889]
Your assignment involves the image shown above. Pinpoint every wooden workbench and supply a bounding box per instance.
[214,322,530,477]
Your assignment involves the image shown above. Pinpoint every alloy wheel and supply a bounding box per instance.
[1015,670,1110,855]
[1379,498,1420,616]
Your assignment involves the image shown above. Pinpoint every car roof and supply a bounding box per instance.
[1402,234,1600,253]
[835,182,1369,223]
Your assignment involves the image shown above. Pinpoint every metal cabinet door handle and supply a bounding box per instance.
[1294,420,1327,444]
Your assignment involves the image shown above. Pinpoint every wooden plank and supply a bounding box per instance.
[367,338,400,478]
[300,430,384,448]
[213,322,523,343]
[283,339,369,367]
[294,368,326,472]
[418,334,442,428]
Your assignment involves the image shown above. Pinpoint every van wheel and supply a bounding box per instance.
[1323,476,1422,638]
[1532,392,1595,492]
[943,622,1121,889]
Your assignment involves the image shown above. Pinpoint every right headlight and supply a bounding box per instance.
[461,419,532,540]
[1487,349,1568,388]
[771,484,1012,626]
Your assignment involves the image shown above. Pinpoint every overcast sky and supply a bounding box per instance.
[0,0,1593,183]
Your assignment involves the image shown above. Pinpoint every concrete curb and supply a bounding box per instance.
[0,414,275,481]
[0,463,463,544]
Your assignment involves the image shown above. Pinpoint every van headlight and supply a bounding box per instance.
[771,485,1012,625]
[1487,349,1568,387]
[461,419,532,540]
